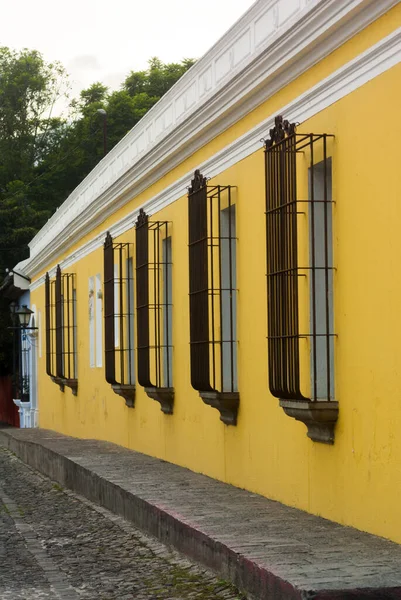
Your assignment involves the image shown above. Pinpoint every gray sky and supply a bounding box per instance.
[2,0,255,110]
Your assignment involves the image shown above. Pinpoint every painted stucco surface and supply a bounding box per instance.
[30,5,401,544]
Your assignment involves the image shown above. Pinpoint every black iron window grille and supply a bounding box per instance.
[56,266,78,394]
[45,266,78,394]
[135,209,174,414]
[264,115,338,443]
[104,232,135,407]
[188,169,239,425]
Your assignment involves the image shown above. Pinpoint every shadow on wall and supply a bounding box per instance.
[0,376,19,427]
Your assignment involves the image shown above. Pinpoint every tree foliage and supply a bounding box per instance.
[28,57,196,214]
[124,57,196,98]
[0,47,69,266]
[0,51,195,373]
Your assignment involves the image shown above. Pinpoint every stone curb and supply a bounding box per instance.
[1,428,401,600]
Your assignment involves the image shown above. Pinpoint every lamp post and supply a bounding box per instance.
[96,109,107,157]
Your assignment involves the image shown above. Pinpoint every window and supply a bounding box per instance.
[45,265,78,394]
[220,205,238,393]
[89,274,103,368]
[135,209,174,414]
[264,115,337,443]
[56,266,78,393]
[163,237,173,390]
[95,274,103,367]
[103,232,135,407]
[114,264,119,348]
[310,159,334,402]
[188,170,239,425]
[89,277,95,368]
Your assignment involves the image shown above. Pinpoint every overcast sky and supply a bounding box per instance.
[2,0,255,110]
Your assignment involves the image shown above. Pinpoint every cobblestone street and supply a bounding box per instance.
[0,448,244,600]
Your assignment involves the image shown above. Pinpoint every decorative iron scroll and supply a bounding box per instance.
[188,170,239,425]
[265,115,296,148]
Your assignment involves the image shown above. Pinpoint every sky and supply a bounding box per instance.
[2,0,256,111]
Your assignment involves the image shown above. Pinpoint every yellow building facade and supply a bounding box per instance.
[15,0,401,544]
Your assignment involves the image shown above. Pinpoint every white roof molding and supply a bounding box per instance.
[24,0,398,278]
[28,24,401,291]
[27,24,401,291]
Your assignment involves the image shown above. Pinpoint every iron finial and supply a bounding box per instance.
[189,169,207,194]
[265,115,297,149]
[104,231,113,248]
[136,208,149,228]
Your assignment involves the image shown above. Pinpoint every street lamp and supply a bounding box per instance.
[15,305,34,329]
[96,109,107,157]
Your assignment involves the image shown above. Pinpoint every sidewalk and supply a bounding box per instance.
[1,427,401,600]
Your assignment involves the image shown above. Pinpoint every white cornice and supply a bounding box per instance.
[23,0,399,281]
[27,24,401,292]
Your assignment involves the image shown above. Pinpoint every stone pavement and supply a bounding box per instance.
[1,428,401,599]
[0,447,244,600]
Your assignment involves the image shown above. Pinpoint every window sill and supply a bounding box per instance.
[279,399,339,444]
[145,387,174,414]
[200,391,239,426]
[50,376,65,393]
[60,378,78,396]
[50,376,78,395]
[111,384,135,408]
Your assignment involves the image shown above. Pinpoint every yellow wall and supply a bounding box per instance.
[31,8,401,545]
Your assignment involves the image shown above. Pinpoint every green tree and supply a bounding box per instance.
[124,57,196,98]
[0,47,70,268]
[74,82,108,111]
[0,48,70,372]
[37,57,197,203]
[0,48,69,185]
[0,53,196,373]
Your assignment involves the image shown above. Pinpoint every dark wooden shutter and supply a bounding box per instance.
[55,265,63,378]
[265,117,306,400]
[188,170,213,392]
[104,232,116,384]
[45,272,52,376]
[135,209,152,388]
